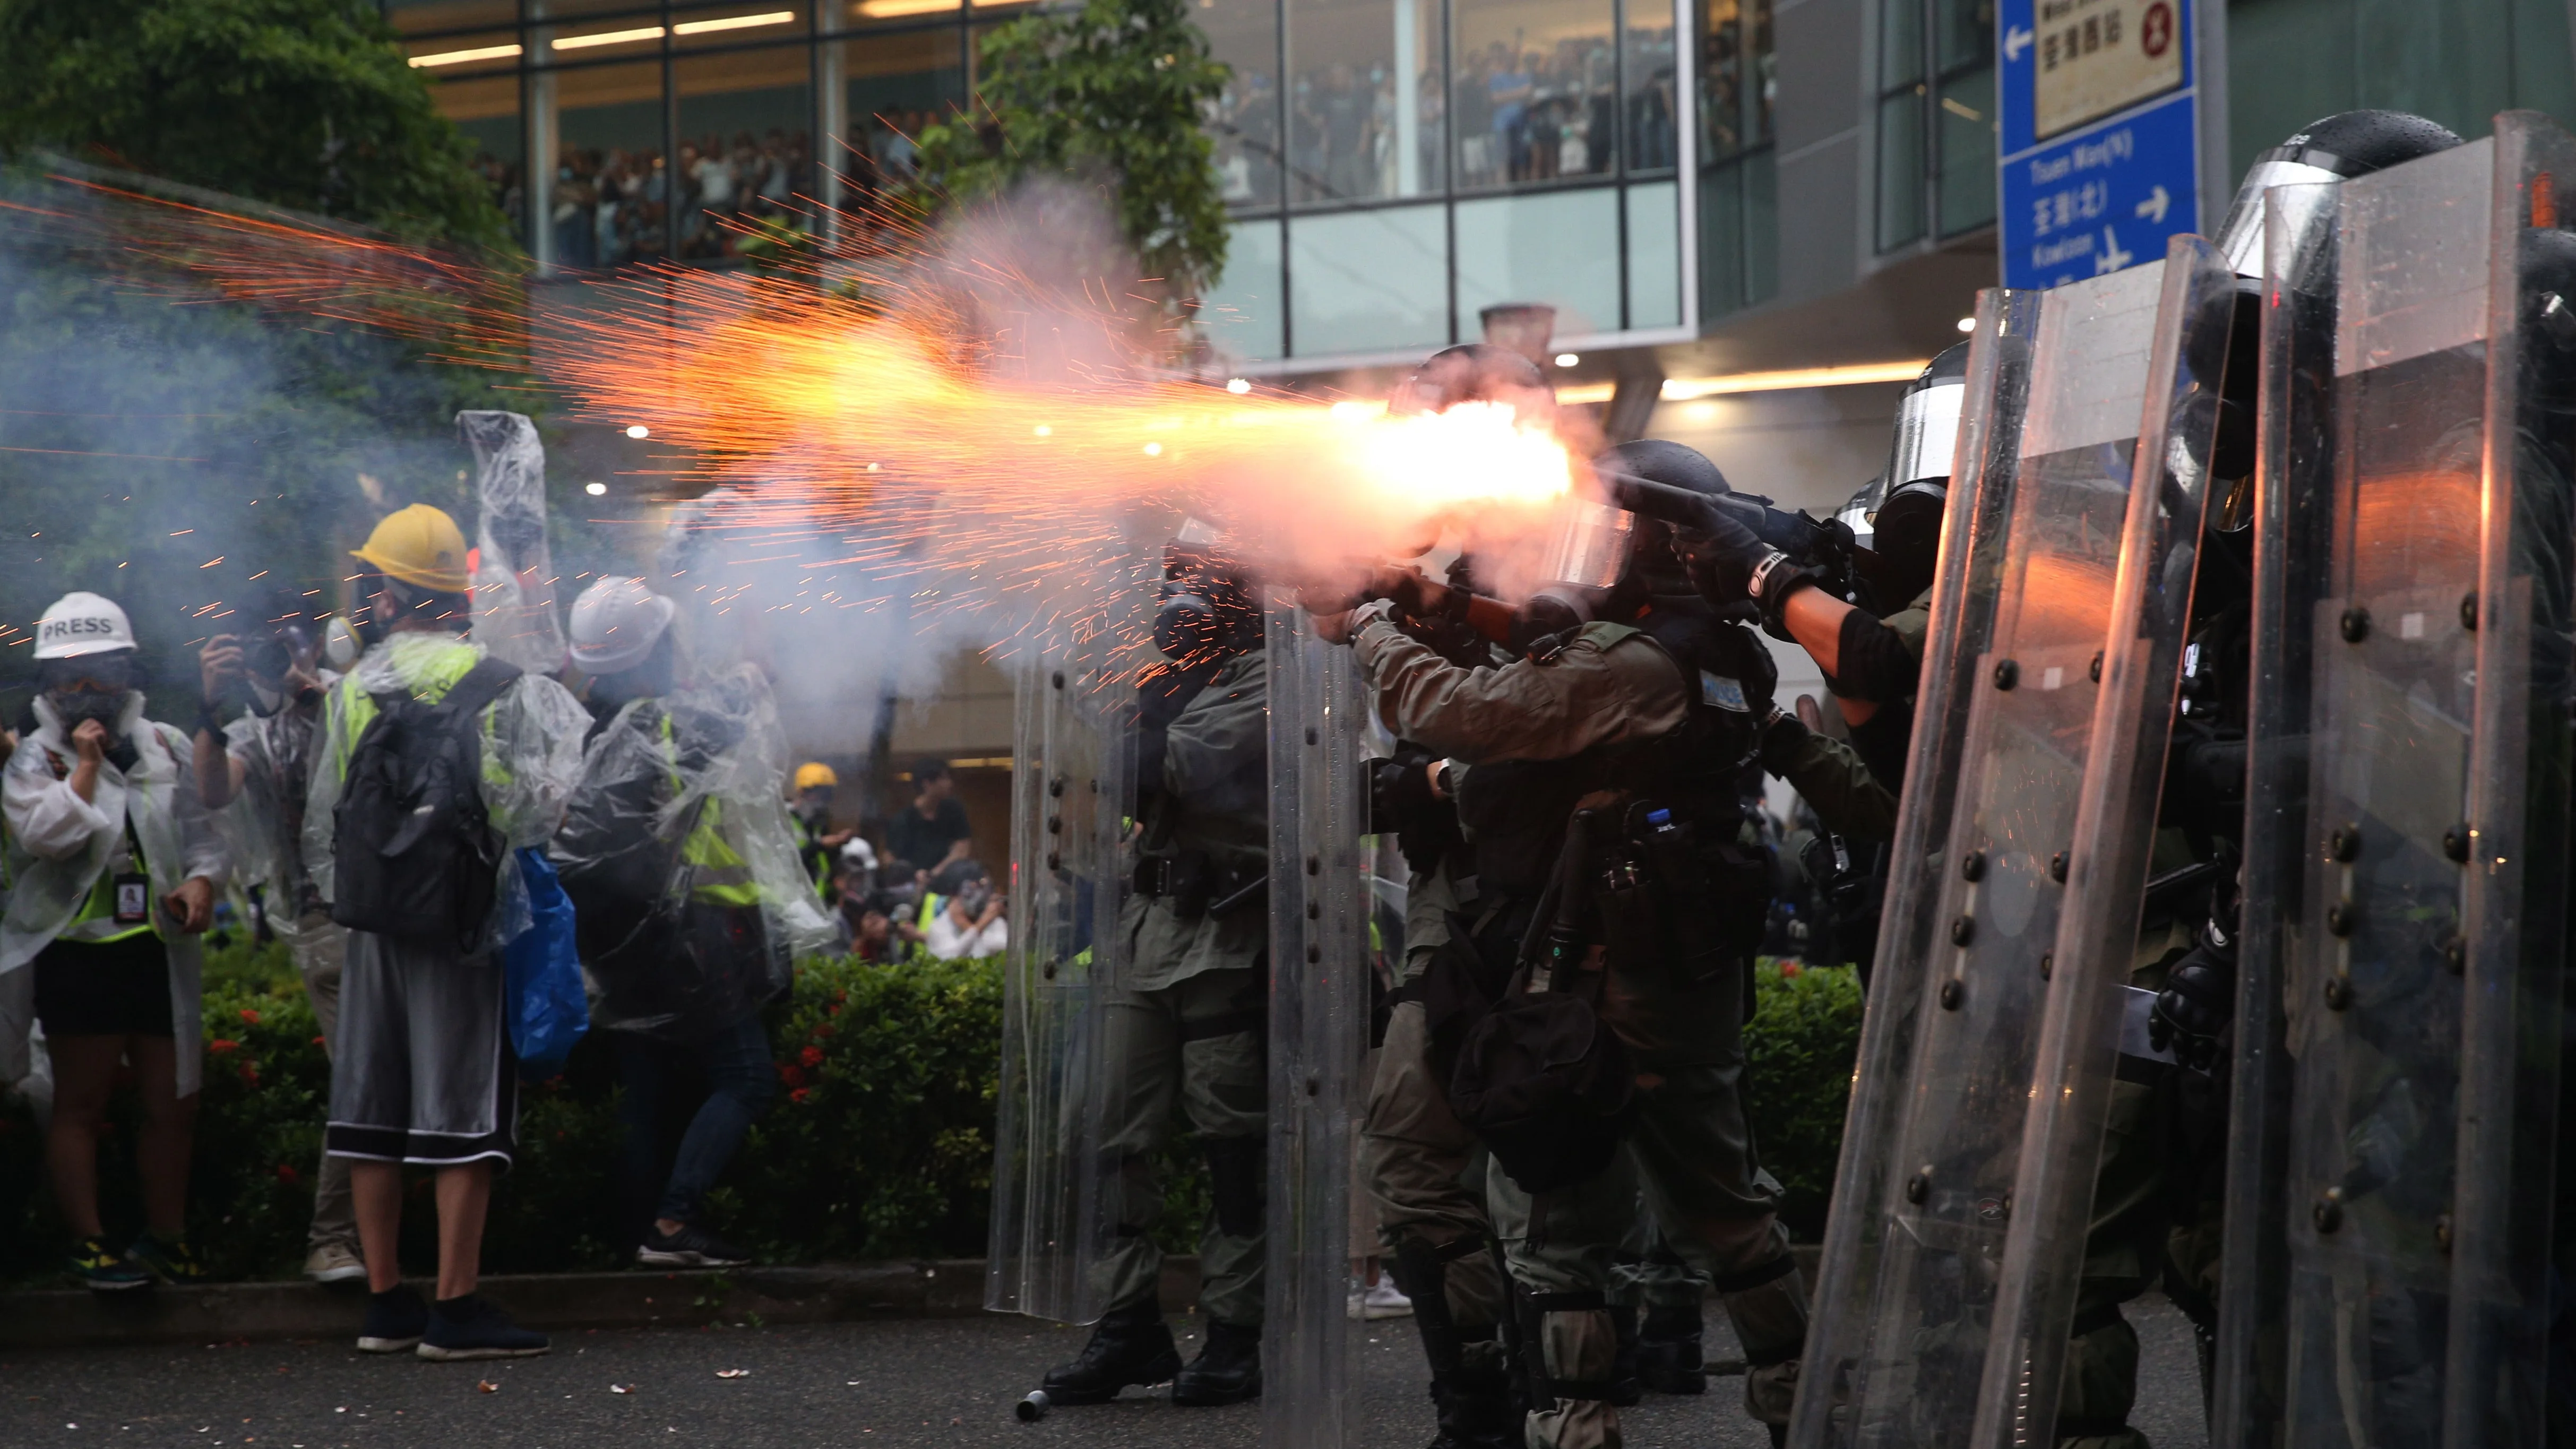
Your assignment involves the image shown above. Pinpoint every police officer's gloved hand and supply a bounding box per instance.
[1672,512,1768,606]
[2149,934,2236,1072]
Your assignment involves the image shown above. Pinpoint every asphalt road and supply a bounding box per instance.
[0,1295,2210,1449]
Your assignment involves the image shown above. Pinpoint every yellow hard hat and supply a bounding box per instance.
[352,504,472,593]
[795,762,839,791]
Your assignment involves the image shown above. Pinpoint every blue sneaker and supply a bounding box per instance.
[68,1236,152,1292]
[418,1293,549,1361]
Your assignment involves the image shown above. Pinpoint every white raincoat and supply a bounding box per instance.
[1,693,230,1097]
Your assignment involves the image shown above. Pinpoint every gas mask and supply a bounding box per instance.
[1153,541,1262,663]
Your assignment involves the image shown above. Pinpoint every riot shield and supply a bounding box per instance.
[2214,113,2576,1448]
[1262,603,1371,1449]
[1967,235,2238,1442]
[1789,257,2203,1449]
[985,650,1131,1323]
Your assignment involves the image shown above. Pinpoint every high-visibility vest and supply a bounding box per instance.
[658,713,761,908]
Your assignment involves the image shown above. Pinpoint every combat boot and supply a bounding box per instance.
[1038,1299,1182,1405]
[1635,1303,1706,1394]
[1170,1318,1262,1405]
[1426,1365,1520,1449]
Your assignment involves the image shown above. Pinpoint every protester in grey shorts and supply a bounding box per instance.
[193,605,365,1284]
[304,505,587,1362]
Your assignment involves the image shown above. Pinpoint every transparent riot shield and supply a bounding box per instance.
[985,652,1131,1323]
[2215,113,2576,1449]
[1262,603,1370,1449]
[1967,235,2238,1443]
[1789,260,2187,1449]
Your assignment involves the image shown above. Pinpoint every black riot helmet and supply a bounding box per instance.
[1152,521,1263,663]
[1597,437,1730,601]
[2202,111,2468,502]
[1869,342,1969,606]
[2211,110,2466,280]
[1390,342,1553,418]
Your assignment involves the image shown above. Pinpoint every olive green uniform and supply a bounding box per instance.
[1093,650,1271,1328]
[1353,610,1894,1448]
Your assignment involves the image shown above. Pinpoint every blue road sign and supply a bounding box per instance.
[1997,0,2201,290]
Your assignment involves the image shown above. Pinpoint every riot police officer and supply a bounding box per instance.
[1038,529,1271,1408]
[1317,438,1894,1449]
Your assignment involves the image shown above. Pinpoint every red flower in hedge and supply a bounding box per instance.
[312,1036,326,1047]
[1779,960,1803,978]
[239,1064,261,1086]
[778,1064,806,1089]
[812,1023,837,1039]
[790,1088,812,1104]
[208,1039,239,1054]
[238,1008,261,1024]
[277,1163,299,1185]
[799,1045,824,1068]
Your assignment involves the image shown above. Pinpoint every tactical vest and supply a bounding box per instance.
[1452,613,1772,980]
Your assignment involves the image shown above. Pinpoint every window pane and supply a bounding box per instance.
[1698,158,1742,317]
[835,30,966,214]
[1875,87,1924,249]
[1202,0,1286,209]
[1622,0,1678,173]
[1453,0,1616,189]
[1879,0,1923,90]
[1205,217,1286,362]
[434,75,528,244]
[674,4,814,49]
[1935,66,1993,236]
[1287,203,1449,355]
[1624,180,1679,327]
[1699,0,1743,163]
[676,47,814,261]
[1286,0,1444,205]
[1455,187,1620,335]
[552,62,669,268]
[1933,0,1991,75]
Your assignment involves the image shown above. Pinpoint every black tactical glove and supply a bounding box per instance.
[2150,928,2237,1073]
[1371,749,1461,877]
[1671,511,1768,606]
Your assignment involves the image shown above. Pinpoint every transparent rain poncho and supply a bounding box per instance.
[549,665,834,1037]
[462,411,569,677]
[303,632,591,952]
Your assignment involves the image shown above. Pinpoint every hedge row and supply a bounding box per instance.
[0,946,1860,1286]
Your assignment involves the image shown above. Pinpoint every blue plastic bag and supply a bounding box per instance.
[504,847,589,1077]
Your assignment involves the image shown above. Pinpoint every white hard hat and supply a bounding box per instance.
[841,837,878,869]
[568,575,678,674]
[34,591,137,661]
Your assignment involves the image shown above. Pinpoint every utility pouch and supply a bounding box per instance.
[1133,851,1214,917]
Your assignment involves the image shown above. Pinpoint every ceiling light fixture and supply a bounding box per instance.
[672,11,798,36]
[551,23,668,50]
[408,42,524,67]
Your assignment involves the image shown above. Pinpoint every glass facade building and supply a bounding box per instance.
[395,0,2576,374]
[391,0,1774,369]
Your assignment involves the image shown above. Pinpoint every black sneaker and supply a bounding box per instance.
[636,1221,752,1269]
[417,1293,550,1361]
[358,1285,429,1353]
[67,1236,152,1292]
[128,1232,210,1285]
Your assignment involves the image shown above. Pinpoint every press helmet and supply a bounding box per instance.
[34,591,137,661]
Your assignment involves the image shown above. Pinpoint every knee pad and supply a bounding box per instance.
[1512,1281,1618,1404]
[1203,1134,1265,1239]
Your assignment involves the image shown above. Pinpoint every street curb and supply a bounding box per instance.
[0,1258,1184,1351]
[0,1247,1821,1351]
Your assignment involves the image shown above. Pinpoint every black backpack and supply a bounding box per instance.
[330,656,524,950]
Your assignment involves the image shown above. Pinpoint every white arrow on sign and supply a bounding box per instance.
[2004,24,2033,62]
[2094,226,2136,273]
[2135,186,2171,225]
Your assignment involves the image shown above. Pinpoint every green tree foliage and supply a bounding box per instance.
[0,0,513,249]
[910,0,1231,317]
